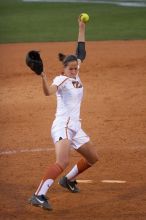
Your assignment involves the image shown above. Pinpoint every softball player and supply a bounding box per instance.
[28,18,98,211]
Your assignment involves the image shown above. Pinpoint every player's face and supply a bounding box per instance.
[64,61,78,78]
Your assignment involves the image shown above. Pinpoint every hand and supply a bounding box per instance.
[41,72,47,78]
[78,16,86,28]
[77,15,86,42]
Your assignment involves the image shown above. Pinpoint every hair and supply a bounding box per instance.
[58,53,77,67]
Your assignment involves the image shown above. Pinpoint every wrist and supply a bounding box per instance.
[41,72,47,78]
[79,21,85,29]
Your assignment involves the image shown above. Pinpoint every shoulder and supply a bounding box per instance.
[52,75,69,87]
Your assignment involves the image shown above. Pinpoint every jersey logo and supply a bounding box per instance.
[72,81,82,88]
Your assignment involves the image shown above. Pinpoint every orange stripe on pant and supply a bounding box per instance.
[65,117,70,139]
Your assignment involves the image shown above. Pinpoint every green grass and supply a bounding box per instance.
[0,0,146,43]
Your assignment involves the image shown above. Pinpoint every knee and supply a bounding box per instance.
[89,153,99,165]
[56,158,69,170]
[94,153,99,163]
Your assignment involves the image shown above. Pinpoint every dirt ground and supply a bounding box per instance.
[0,40,146,220]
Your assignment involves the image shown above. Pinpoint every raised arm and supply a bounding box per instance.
[78,18,86,42]
[76,18,86,65]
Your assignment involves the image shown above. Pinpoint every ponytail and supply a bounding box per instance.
[58,53,77,67]
[58,53,66,62]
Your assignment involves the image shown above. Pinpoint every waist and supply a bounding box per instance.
[54,116,82,122]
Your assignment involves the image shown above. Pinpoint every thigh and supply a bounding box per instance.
[76,141,99,165]
[55,139,71,169]
[71,128,90,150]
[51,119,75,144]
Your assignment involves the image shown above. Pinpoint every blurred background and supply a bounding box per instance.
[0,0,146,43]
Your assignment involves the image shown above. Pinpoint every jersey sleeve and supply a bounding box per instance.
[52,75,68,89]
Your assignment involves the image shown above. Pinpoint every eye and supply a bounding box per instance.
[69,68,77,71]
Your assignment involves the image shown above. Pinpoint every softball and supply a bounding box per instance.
[80,13,89,23]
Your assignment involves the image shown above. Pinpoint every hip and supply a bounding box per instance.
[51,117,81,133]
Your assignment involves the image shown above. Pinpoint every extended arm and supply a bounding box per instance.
[41,72,57,96]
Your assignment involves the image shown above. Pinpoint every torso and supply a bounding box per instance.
[52,74,83,120]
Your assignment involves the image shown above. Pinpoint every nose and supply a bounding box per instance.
[71,68,77,75]
[71,69,76,74]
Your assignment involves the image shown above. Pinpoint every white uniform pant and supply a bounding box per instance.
[51,117,90,149]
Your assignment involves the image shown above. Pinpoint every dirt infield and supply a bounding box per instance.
[0,40,146,220]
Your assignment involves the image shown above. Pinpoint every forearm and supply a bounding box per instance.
[41,73,57,96]
[78,21,86,42]
[76,20,86,62]
[41,73,50,96]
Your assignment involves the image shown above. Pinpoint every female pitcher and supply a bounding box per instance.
[28,17,99,211]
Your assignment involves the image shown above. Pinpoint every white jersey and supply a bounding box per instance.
[51,64,90,147]
[52,74,83,120]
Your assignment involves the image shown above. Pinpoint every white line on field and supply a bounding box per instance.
[76,179,127,184]
[77,180,93,183]
[101,180,126,183]
[22,0,146,8]
[0,149,127,184]
[0,148,54,155]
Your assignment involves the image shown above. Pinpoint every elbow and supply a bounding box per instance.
[43,91,50,96]
[43,88,51,96]
[76,42,86,62]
